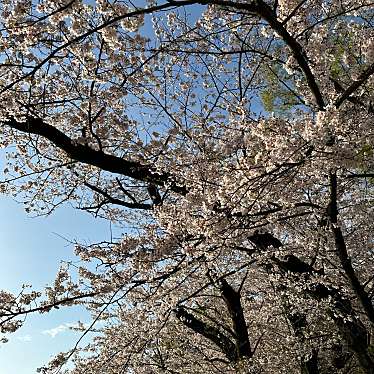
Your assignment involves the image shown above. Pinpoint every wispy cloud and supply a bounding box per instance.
[42,324,68,338]
[17,335,32,342]
[42,322,89,338]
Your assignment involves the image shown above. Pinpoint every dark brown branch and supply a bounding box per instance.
[312,284,373,373]
[4,117,187,194]
[287,311,320,373]
[272,250,373,373]
[115,177,138,203]
[147,183,163,206]
[218,278,252,359]
[301,349,319,374]
[328,172,374,325]
[273,254,320,275]
[330,77,367,108]
[279,265,373,373]
[333,225,374,325]
[177,261,256,306]
[175,306,238,362]
[346,173,374,179]
[256,1,324,109]
[0,292,98,321]
[330,315,373,371]
[335,63,374,108]
[83,181,152,210]
[248,231,283,250]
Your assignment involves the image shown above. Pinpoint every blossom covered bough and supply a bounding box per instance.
[0,0,373,372]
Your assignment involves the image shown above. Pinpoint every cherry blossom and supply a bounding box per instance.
[0,0,373,373]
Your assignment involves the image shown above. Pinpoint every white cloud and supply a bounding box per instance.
[17,335,32,342]
[42,322,89,338]
[42,324,68,338]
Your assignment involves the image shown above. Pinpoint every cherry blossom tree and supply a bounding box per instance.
[0,0,373,373]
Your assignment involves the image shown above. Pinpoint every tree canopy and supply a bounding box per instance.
[0,0,373,373]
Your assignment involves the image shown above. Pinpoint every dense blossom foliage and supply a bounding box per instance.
[0,0,373,373]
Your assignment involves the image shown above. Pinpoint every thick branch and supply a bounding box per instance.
[328,172,374,325]
[248,231,283,250]
[175,306,238,362]
[301,349,319,374]
[219,278,252,359]
[286,312,320,373]
[4,117,187,194]
[335,63,374,108]
[273,254,320,274]
[333,226,374,325]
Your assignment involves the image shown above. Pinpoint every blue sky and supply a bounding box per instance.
[0,196,117,374]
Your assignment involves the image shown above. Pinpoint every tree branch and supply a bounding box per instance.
[1,0,325,110]
[346,173,374,179]
[175,306,238,362]
[208,0,325,109]
[218,278,252,359]
[83,181,152,210]
[4,117,187,194]
[335,63,374,108]
[328,172,374,325]
[0,292,98,322]
[310,284,374,374]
